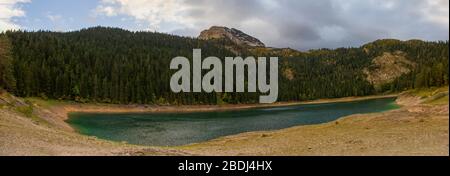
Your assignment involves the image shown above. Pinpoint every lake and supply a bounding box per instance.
[67,97,399,146]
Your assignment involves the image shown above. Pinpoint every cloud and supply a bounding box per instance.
[420,0,449,26]
[47,12,62,22]
[95,0,449,50]
[94,0,194,31]
[96,5,117,17]
[0,0,30,31]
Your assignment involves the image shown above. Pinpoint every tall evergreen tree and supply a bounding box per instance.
[0,34,16,92]
[2,27,449,104]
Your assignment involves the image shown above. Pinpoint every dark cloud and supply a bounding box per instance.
[278,23,321,42]
[97,0,449,50]
[172,0,449,50]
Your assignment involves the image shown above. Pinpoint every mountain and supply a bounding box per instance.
[199,26,303,57]
[0,27,448,105]
[363,51,416,90]
[198,26,265,47]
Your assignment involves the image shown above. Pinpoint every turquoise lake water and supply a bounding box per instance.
[67,97,399,146]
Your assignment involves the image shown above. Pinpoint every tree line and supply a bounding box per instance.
[0,27,448,104]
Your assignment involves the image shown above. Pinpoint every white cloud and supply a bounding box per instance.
[95,5,117,17]
[95,0,194,31]
[0,0,30,31]
[420,0,449,26]
[47,12,62,22]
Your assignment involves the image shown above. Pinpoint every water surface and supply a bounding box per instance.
[67,97,398,146]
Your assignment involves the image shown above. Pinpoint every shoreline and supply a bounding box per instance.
[178,103,449,156]
[57,94,398,121]
[1,88,448,156]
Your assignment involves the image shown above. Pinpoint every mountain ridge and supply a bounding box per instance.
[198,26,266,47]
[1,26,448,105]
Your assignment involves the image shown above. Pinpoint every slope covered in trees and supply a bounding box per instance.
[0,35,16,93]
[0,27,448,104]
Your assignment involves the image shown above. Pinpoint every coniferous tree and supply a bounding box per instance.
[2,28,448,104]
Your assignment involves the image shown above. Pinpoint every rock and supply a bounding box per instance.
[198,26,265,47]
[261,134,270,138]
[363,51,416,89]
[283,67,295,81]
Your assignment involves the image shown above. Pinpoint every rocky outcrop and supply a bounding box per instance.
[198,26,265,47]
[363,51,416,89]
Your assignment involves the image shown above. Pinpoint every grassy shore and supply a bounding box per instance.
[0,87,448,156]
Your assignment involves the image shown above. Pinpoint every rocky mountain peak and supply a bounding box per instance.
[198,26,265,47]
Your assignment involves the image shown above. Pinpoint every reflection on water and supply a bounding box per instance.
[67,97,399,146]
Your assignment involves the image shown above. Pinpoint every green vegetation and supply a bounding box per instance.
[365,40,449,92]
[0,35,16,92]
[25,97,63,108]
[0,27,448,105]
[10,98,49,125]
[408,86,449,105]
[15,105,33,118]
[409,86,448,98]
[426,95,449,105]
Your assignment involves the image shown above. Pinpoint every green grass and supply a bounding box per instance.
[409,86,448,98]
[426,95,449,105]
[25,97,66,108]
[14,101,50,125]
[408,86,449,105]
[15,105,34,118]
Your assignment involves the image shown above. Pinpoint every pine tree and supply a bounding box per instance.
[0,34,16,92]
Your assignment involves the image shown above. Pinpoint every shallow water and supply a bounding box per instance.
[67,97,399,146]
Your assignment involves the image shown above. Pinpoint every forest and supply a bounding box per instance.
[0,27,448,104]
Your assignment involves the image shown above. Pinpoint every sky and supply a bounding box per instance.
[0,0,448,50]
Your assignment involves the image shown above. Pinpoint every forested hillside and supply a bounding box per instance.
[278,39,448,100]
[0,27,448,104]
